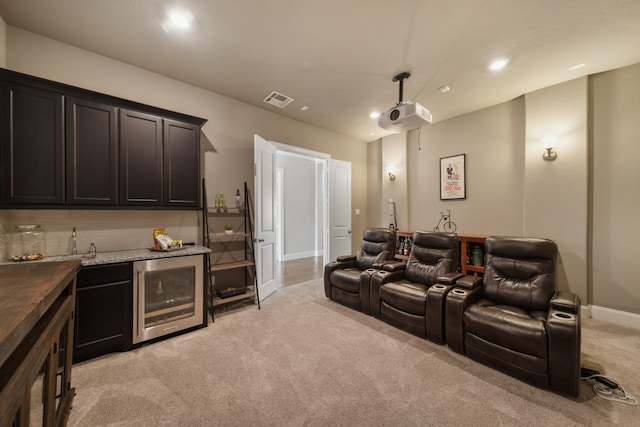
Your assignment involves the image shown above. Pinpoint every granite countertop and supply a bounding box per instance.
[2,245,211,267]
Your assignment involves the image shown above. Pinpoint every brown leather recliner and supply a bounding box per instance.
[370,231,461,342]
[445,236,581,396]
[324,228,397,314]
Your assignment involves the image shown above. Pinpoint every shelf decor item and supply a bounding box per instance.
[224,225,234,235]
[217,286,247,299]
[440,154,466,200]
[214,193,226,209]
[9,224,46,261]
[235,189,242,207]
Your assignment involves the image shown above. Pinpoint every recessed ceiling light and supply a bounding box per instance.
[369,111,380,119]
[171,13,189,27]
[569,62,586,71]
[489,58,509,71]
[162,9,194,32]
[438,85,450,93]
[300,106,309,111]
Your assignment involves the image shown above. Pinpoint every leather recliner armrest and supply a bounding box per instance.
[381,261,406,272]
[372,259,399,269]
[336,254,357,262]
[445,286,482,354]
[324,257,356,298]
[426,281,456,344]
[547,307,581,397]
[359,267,382,315]
[455,275,482,290]
[550,291,580,314]
[369,269,405,318]
[436,272,464,285]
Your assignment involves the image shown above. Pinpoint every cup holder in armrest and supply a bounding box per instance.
[552,312,576,321]
[432,284,446,290]
[452,289,467,296]
[366,268,376,273]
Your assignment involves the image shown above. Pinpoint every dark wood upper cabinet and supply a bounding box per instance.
[66,97,118,205]
[164,119,200,207]
[0,83,64,204]
[119,109,164,206]
[0,68,206,209]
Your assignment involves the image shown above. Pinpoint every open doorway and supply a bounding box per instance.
[275,150,325,263]
[254,136,352,297]
[273,144,328,289]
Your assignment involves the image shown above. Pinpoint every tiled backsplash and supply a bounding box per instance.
[1,209,200,258]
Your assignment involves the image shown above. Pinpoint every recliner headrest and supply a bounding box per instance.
[486,236,557,262]
[483,236,558,311]
[356,228,396,269]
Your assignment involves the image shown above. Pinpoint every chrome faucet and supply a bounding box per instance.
[72,227,77,255]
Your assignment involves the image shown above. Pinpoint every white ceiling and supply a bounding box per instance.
[1,0,640,142]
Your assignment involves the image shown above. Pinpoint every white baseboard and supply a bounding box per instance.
[587,305,640,330]
[282,251,319,261]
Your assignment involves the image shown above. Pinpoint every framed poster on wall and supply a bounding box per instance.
[440,154,466,200]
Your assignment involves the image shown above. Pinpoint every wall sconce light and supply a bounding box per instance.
[386,166,396,181]
[542,136,558,161]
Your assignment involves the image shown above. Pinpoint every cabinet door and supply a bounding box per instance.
[73,263,132,363]
[164,119,200,207]
[66,97,118,204]
[0,83,64,205]
[119,109,163,206]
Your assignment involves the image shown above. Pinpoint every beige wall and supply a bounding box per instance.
[404,98,525,235]
[524,78,589,301]
[4,26,368,254]
[591,63,640,315]
[366,139,383,227]
[381,133,409,230]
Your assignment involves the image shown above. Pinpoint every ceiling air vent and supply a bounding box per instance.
[262,91,294,108]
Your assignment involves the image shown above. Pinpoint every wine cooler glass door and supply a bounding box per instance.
[133,255,203,344]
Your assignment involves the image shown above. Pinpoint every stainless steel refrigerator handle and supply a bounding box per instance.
[135,269,141,337]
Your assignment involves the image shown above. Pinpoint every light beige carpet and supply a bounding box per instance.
[68,279,639,426]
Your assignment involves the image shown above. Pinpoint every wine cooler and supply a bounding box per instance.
[132,255,204,344]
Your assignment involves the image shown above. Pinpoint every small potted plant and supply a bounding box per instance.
[223,225,234,235]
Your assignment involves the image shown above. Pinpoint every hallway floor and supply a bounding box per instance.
[276,256,324,287]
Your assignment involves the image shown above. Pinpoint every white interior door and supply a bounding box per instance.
[254,135,277,301]
[275,168,283,262]
[328,159,352,261]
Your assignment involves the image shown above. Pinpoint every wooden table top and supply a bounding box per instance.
[0,260,81,368]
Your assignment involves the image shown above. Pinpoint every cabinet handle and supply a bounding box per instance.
[258,238,264,242]
[135,270,141,338]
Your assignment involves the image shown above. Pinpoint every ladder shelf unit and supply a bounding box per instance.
[202,181,260,320]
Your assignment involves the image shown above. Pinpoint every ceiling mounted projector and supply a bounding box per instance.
[378,102,432,132]
[378,72,432,133]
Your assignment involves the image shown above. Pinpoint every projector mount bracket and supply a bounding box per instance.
[392,71,411,105]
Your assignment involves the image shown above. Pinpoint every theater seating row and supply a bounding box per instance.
[324,228,581,397]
